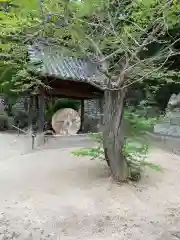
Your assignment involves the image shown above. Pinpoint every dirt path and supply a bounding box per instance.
[0,136,180,239]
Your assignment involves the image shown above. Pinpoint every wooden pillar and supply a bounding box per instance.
[78,99,85,133]
[51,97,56,105]
[99,97,104,129]
[27,95,34,131]
[24,96,29,114]
[38,92,45,132]
[34,95,39,129]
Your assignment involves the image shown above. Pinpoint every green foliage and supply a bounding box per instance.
[124,108,159,134]
[1,0,179,96]
[0,114,9,131]
[124,139,148,163]
[12,110,28,129]
[53,99,80,112]
[0,0,43,93]
[72,132,104,160]
[72,133,163,178]
[73,146,104,160]
[72,111,163,180]
[124,139,163,172]
[141,161,163,172]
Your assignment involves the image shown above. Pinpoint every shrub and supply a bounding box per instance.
[52,99,80,112]
[72,111,162,181]
[0,114,9,131]
[6,116,14,129]
[12,110,28,129]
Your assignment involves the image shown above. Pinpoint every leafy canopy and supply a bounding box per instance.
[1,0,180,94]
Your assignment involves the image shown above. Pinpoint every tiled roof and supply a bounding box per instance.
[28,44,105,89]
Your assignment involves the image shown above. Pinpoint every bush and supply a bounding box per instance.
[12,111,28,129]
[124,108,159,135]
[0,114,9,131]
[72,111,162,181]
[6,116,14,129]
[52,99,80,112]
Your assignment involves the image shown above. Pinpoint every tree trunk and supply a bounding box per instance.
[103,89,129,182]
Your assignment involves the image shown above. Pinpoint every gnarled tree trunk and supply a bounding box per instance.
[103,89,129,182]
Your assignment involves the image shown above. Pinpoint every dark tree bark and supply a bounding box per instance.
[103,89,129,182]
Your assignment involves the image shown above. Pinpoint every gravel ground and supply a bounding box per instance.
[0,133,180,239]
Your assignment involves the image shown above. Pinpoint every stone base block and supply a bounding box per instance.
[34,133,45,148]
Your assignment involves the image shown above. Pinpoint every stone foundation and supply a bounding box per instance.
[154,109,180,137]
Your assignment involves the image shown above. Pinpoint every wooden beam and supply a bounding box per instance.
[28,96,34,131]
[99,97,104,130]
[44,88,103,99]
[38,92,45,133]
[78,99,85,133]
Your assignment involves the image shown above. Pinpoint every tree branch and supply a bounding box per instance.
[121,50,173,89]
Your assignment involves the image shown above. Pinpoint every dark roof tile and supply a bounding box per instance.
[28,44,105,89]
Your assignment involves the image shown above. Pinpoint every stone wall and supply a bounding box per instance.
[154,94,180,137]
[83,99,101,133]
[154,110,180,137]
[84,99,100,118]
